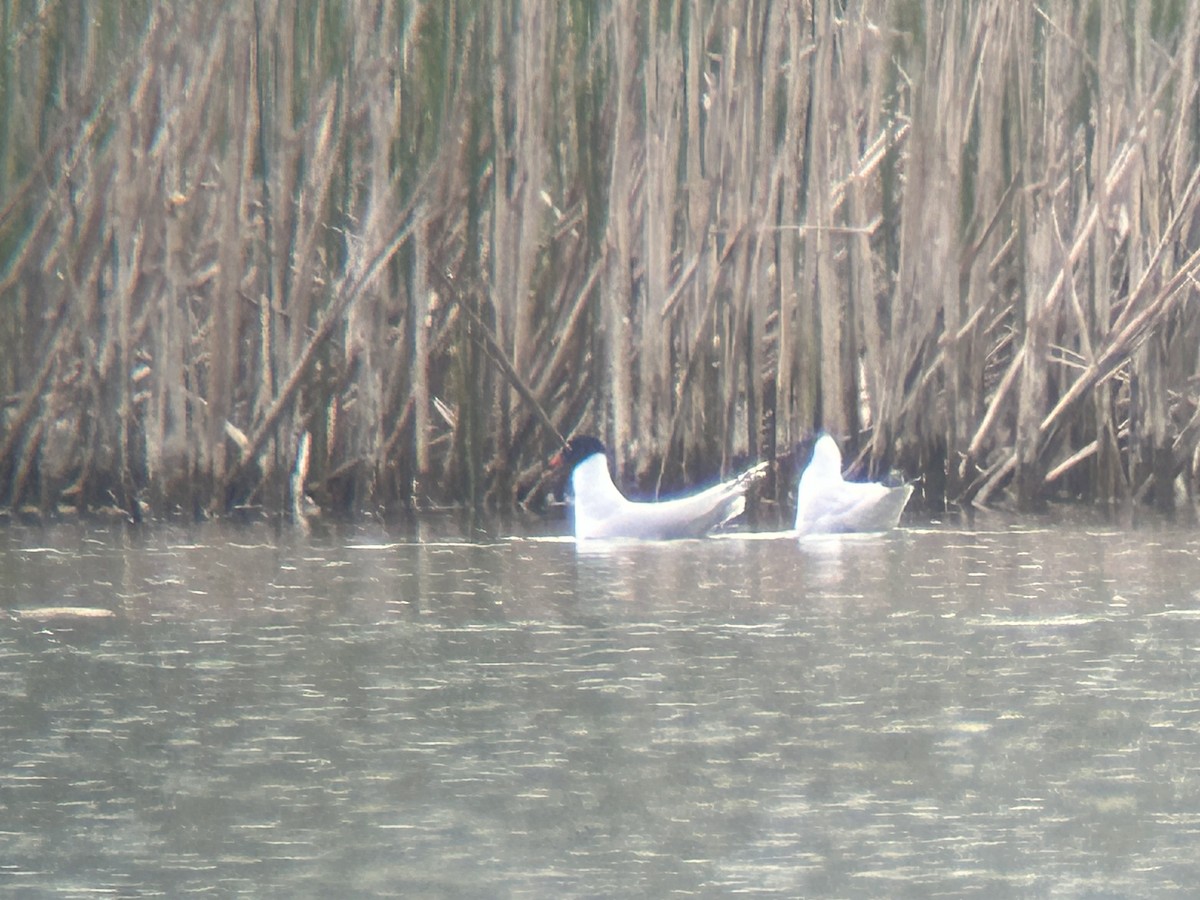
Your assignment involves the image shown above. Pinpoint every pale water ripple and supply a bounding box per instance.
[2,516,1200,896]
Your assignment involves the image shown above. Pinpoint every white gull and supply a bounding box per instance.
[553,436,767,540]
[794,434,912,535]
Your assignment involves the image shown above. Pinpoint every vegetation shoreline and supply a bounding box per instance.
[4,3,1200,521]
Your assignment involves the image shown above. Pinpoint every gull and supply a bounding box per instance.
[794,434,912,535]
[552,436,767,540]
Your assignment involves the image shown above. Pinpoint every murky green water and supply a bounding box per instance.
[3,514,1200,896]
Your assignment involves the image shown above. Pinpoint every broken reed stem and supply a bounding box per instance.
[654,225,747,497]
[443,283,567,449]
[222,175,429,496]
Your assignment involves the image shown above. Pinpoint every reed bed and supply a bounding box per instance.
[2,1,1199,520]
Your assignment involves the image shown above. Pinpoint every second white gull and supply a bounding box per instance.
[794,434,912,535]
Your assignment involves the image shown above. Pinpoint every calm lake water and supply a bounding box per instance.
[3,512,1200,897]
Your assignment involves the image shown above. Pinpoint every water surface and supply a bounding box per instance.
[3,514,1200,896]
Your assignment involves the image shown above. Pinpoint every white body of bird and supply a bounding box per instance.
[560,441,766,540]
[794,435,912,535]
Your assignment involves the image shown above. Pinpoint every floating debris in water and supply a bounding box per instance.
[12,607,116,621]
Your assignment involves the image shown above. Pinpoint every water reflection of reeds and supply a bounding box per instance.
[3,3,1200,521]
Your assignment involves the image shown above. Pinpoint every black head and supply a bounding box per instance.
[551,435,607,472]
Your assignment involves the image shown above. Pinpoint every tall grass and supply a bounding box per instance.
[2,0,1200,520]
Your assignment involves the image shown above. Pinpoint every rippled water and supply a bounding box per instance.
[3,513,1200,896]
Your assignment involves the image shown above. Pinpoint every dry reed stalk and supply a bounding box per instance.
[771,2,811,472]
[805,1,846,440]
[966,129,1148,463]
[290,429,311,523]
[7,1,1200,518]
[493,0,551,459]
[426,259,565,452]
[837,6,884,467]
[412,216,432,479]
[640,21,683,472]
[1087,4,1127,503]
[964,3,1192,506]
[710,13,747,474]
[531,255,603,404]
[601,0,638,482]
[10,416,43,512]
[1041,237,1200,437]
[942,1,1010,498]
[0,310,69,505]
[1010,3,1066,508]
[209,35,253,494]
[330,2,409,511]
[221,180,429,499]
[654,226,746,494]
[486,0,515,482]
[111,97,139,515]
